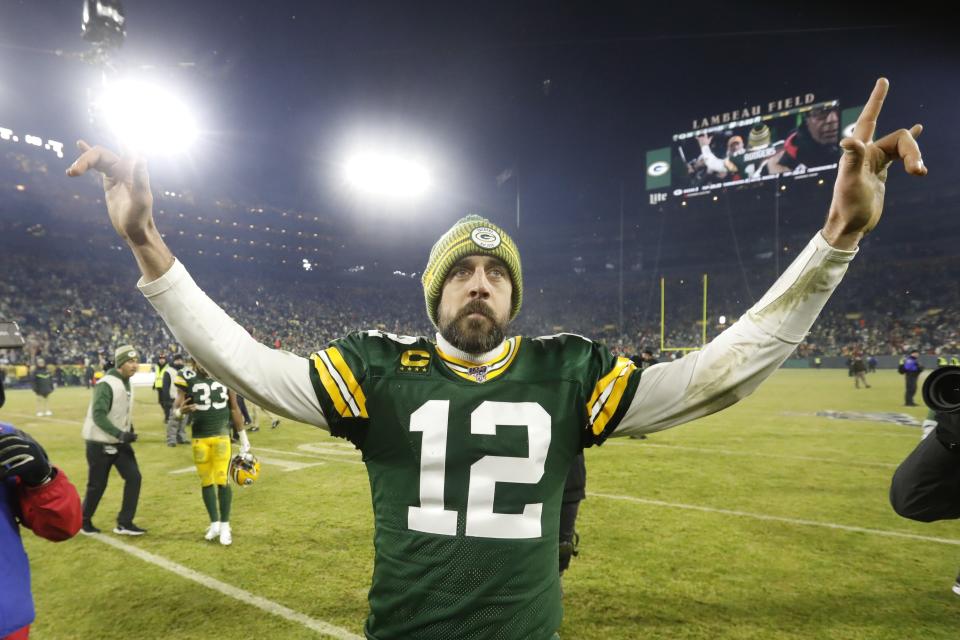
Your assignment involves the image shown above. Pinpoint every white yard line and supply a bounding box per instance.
[589,492,960,546]
[3,411,81,426]
[87,533,363,639]
[603,441,898,468]
[169,454,326,475]
[258,445,365,464]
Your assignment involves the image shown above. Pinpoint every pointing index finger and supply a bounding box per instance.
[853,78,889,143]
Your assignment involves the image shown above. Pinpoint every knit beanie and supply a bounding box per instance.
[748,124,772,149]
[114,345,139,368]
[421,214,522,327]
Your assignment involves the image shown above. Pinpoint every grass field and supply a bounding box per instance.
[3,368,958,639]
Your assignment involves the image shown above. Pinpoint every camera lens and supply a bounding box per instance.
[924,367,960,413]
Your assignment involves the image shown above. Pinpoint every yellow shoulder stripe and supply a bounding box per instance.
[587,357,637,435]
[311,347,368,418]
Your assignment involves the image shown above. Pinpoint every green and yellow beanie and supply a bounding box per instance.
[421,214,522,327]
[114,345,139,368]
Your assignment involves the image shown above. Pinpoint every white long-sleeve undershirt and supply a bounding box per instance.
[138,230,855,436]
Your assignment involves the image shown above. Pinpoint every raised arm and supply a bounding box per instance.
[615,78,926,436]
[67,143,327,429]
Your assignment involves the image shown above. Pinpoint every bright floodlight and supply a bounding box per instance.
[344,151,431,201]
[95,79,199,154]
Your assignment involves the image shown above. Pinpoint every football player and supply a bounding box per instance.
[172,358,251,546]
[71,78,926,639]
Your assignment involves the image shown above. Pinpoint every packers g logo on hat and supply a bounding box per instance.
[470,227,501,250]
[114,344,139,368]
[421,214,522,328]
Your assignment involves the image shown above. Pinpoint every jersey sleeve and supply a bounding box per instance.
[173,372,190,389]
[579,340,641,446]
[139,259,327,429]
[309,332,371,446]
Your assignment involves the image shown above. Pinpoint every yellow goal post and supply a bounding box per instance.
[660,274,708,353]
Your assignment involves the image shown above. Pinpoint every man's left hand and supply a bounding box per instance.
[823,78,927,250]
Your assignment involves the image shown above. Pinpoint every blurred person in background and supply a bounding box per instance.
[248,400,281,431]
[83,358,95,388]
[153,353,171,420]
[30,358,54,417]
[163,354,189,446]
[852,351,870,388]
[899,349,924,406]
[80,345,145,536]
[171,359,251,545]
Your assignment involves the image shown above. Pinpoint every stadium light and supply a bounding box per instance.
[92,78,199,154]
[343,150,431,201]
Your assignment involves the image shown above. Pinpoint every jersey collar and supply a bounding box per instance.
[434,333,521,383]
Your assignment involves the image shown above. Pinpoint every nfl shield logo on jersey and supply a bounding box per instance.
[468,365,488,383]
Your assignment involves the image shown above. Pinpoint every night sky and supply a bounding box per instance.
[1,2,956,245]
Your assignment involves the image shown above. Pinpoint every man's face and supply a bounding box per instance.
[806,106,840,146]
[119,360,139,379]
[173,357,183,368]
[437,255,512,355]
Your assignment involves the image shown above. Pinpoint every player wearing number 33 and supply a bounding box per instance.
[173,359,252,546]
[68,78,926,639]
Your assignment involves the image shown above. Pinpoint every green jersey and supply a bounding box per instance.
[309,330,641,640]
[728,145,778,179]
[175,368,232,438]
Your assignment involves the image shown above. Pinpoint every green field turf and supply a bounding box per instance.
[3,368,957,639]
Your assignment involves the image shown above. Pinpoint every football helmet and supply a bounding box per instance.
[229,452,260,487]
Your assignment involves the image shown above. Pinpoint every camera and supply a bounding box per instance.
[922,366,960,414]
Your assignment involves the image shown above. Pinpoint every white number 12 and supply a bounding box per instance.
[408,400,551,539]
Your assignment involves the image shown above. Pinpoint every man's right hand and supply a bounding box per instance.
[66,141,154,245]
[66,141,175,281]
[118,431,138,444]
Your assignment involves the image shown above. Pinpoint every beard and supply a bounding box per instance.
[439,299,508,355]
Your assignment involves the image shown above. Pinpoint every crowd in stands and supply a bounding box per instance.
[5,140,960,376]
[2,244,958,380]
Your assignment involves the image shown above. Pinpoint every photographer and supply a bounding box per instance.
[890,366,960,595]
